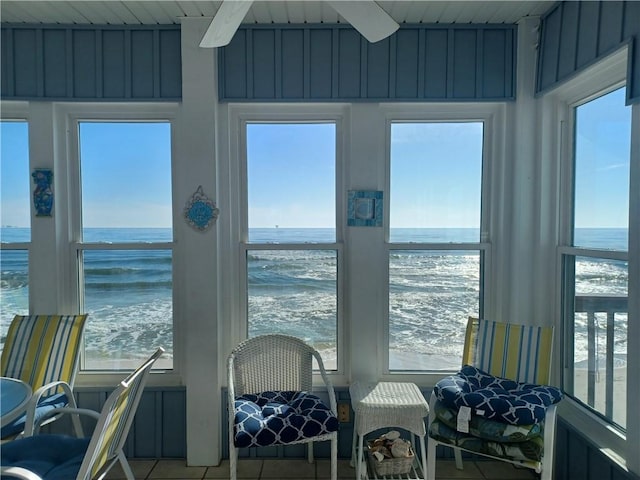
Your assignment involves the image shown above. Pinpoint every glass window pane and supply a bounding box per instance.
[390,122,483,243]
[79,121,173,370]
[574,88,631,250]
[246,123,336,243]
[389,250,480,371]
[82,249,173,370]
[247,249,337,370]
[0,250,29,351]
[1,121,30,349]
[0,121,30,239]
[79,122,172,239]
[569,256,627,428]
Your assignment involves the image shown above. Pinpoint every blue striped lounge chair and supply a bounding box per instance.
[427,317,563,480]
[1,314,88,438]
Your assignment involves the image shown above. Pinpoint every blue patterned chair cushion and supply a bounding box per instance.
[433,400,542,443]
[0,434,90,480]
[429,419,544,463]
[232,391,339,448]
[434,365,563,425]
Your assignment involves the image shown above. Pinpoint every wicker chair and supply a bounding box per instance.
[228,334,339,480]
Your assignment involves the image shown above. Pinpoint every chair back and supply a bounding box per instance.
[462,317,554,384]
[78,347,164,480]
[229,334,318,397]
[1,314,88,392]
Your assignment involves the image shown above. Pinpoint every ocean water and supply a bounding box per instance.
[0,227,629,370]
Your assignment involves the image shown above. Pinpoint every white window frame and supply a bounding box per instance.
[226,104,348,381]
[57,103,181,386]
[379,103,503,381]
[551,46,640,474]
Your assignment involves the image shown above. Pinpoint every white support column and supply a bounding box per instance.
[177,17,220,466]
[502,17,543,325]
[346,104,386,381]
[27,102,63,314]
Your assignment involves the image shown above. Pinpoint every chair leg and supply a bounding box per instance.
[331,434,338,480]
[117,450,135,480]
[426,436,437,480]
[540,405,558,480]
[454,447,463,469]
[307,440,314,463]
[350,417,357,467]
[229,443,238,480]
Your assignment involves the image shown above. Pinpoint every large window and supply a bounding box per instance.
[388,121,486,371]
[562,87,631,428]
[242,122,339,370]
[0,120,30,348]
[76,121,173,370]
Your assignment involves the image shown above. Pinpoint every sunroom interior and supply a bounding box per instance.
[0,1,639,479]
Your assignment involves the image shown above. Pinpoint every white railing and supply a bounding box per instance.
[574,294,627,420]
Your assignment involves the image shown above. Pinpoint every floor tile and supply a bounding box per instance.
[474,461,538,479]
[433,459,484,479]
[205,459,264,479]
[105,459,157,480]
[316,459,356,479]
[261,458,316,478]
[148,459,207,479]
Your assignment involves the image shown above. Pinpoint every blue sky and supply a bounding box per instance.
[0,90,632,230]
[574,87,631,229]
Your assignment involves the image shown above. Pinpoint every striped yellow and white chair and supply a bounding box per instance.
[1,314,88,439]
[0,347,164,480]
[426,317,563,480]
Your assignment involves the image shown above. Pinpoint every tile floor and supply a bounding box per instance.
[105,458,538,480]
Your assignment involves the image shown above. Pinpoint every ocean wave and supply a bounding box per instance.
[85,281,173,290]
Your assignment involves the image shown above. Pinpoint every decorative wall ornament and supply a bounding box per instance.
[32,168,54,217]
[184,186,220,231]
[347,190,383,227]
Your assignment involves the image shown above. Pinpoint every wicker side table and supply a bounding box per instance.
[349,381,429,479]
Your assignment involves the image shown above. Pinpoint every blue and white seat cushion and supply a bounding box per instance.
[434,365,563,426]
[432,399,542,443]
[429,420,545,463]
[232,391,339,448]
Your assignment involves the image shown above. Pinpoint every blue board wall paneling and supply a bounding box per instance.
[281,29,305,99]
[13,29,39,97]
[218,25,517,102]
[576,2,601,70]
[71,387,186,459]
[309,29,333,99]
[337,29,361,98]
[394,29,420,98]
[424,29,448,99]
[103,30,126,98]
[43,29,67,97]
[1,25,181,101]
[537,1,640,104]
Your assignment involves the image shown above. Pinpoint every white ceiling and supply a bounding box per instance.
[0,1,554,27]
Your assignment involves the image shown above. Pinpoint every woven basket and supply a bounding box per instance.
[367,441,415,476]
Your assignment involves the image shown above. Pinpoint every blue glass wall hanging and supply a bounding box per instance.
[32,168,54,217]
[184,186,220,231]
[347,190,383,227]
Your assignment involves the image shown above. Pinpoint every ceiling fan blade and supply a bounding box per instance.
[326,0,399,43]
[199,0,253,48]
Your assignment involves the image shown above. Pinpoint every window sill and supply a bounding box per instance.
[75,370,183,388]
[558,397,629,473]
